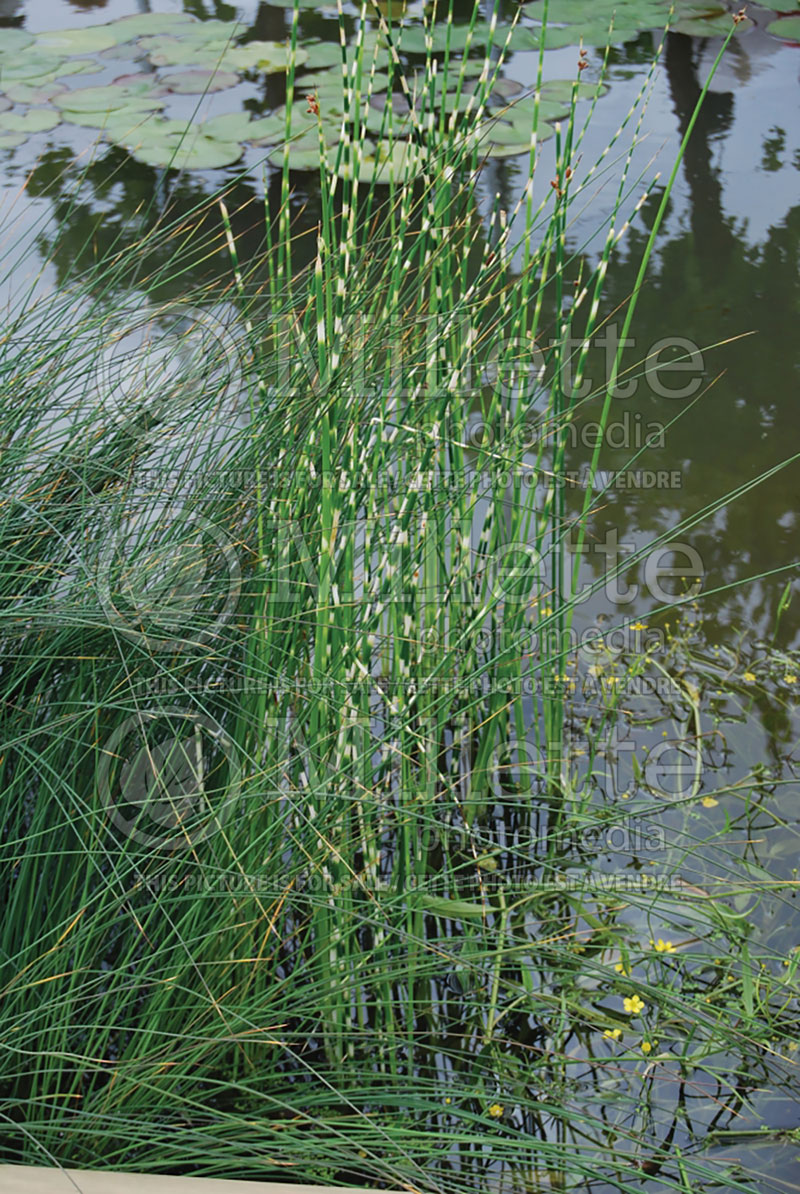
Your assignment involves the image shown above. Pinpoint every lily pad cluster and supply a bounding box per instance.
[522,0,755,44]
[0,1,772,172]
[0,11,317,164]
[0,7,606,171]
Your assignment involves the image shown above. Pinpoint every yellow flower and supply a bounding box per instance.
[701,796,718,808]
[614,961,630,975]
[641,1040,657,1055]
[488,1103,504,1119]
[743,672,756,683]
[444,1097,452,1104]
[623,994,645,1015]
[784,674,797,684]
[651,938,675,953]
[631,622,647,631]
[604,1028,622,1040]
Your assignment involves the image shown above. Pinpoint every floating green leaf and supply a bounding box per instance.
[0,131,26,149]
[0,97,10,114]
[140,35,307,74]
[1,81,68,105]
[159,70,240,94]
[225,41,309,73]
[343,138,428,182]
[103,12,199,41]
[0,52,70,82]
[246,114,300,148]
[301,43,346,70]
[0,108,61,134]
[36,27,124,54]
[201,112,286,143]
[137,37,225,68]
[394,21,541,54]
[2,53,99,84]
[54,86,164,114]
[672,12,752,35]
[63,105,164,131]
[540,79,607,103]
[522,0,749,46]
[0,30,34,55]
[131,136,243,170]
[110,116,200,143]
[300,70,392,96]
[767,16,800,41]
[105,114,243,169]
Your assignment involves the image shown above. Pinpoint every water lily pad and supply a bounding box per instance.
[129,135,243,171]
[36,26,123,54]
[521,0,734,45]
[267,142,326,171]
[354,137,428,182]
[480,76,525,101]
[159,70,240,94]
[0,30,34,54]
[265,119,342,168]
[226,41,308,73]
[105,12,199,41]
[302,42,348,70]
[481,128,556,156]
[300,70,392,96]
[0,52,70,82]
[395,20,540,54]
[491,96,569,125]
[162,18,238,43]
[0,108,61,134]
[64,104,164,130]
[199,112,286,143]
[3,55,99,84]
[767,16,800,41]
[137,36,220,68]
[0,131,26,149]
[672,12,752,35]
[54,86,164,113]
[0,97,10,113]
[271,101,346,144]
[111,116,201,143]
[56,59,103,78]
[110,75,170,97]
[243,114,289,146]
[540,79,607,103]
[2,81,67,105]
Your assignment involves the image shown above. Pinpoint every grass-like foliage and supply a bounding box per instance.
[0,3,798,1191]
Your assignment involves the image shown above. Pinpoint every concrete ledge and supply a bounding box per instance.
[0,1168,405,1194]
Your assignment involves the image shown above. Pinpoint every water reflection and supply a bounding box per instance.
[568,30,800,646]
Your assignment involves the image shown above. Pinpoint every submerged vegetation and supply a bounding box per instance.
[0,2,799,1192]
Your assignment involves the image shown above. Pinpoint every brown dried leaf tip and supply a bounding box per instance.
[733,7,747,24]
[306,92,320,115]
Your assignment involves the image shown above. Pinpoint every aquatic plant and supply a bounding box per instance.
[0,4,798,1193]
[0,0,767,169]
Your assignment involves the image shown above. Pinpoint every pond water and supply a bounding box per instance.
[1,1,799,1191]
